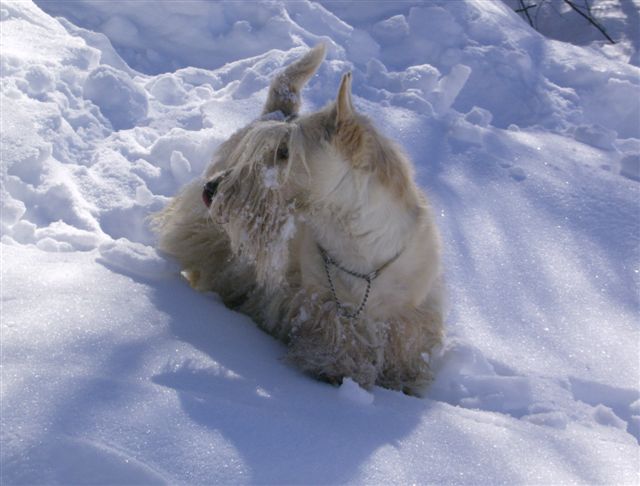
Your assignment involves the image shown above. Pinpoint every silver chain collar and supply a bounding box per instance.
[318,245,402,320]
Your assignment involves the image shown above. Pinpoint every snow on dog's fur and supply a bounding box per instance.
[154,44,444,395]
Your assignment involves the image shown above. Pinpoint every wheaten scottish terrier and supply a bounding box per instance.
[154,44,444,395]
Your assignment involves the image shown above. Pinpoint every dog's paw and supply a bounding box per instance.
[317,373,343,387]
[185,269,200,288]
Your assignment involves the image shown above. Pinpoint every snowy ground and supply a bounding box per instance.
[2,0,639,484]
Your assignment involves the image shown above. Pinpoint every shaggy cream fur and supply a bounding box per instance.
[153,44,444,395]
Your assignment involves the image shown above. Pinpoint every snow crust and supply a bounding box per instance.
[2,0,639,484]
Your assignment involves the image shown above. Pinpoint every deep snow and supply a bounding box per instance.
[2,0,639,484]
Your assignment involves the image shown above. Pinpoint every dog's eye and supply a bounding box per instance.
[277,145,289,161]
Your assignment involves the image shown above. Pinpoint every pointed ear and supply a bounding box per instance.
[263,43,326,117]
[336,72,354,121]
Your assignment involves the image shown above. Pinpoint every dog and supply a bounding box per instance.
[153,44,444,395]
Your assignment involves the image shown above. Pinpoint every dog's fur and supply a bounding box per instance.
[153,44,444,395]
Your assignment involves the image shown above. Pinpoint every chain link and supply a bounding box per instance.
[318,245,400,320]
[322,251,371,320]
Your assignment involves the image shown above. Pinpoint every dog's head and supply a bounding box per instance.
[202,44,421,287]
[203,119,300,290]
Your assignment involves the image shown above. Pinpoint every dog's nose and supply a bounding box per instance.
[202,177,223,208]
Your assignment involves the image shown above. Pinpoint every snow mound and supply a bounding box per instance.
[83,65,148,130]
[339,378,375,406]
[98,238,180,280]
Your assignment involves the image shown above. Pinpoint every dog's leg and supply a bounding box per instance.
[285,289,387,389]
[152,179,255,305]
[378,294,444,396]
[152,179,226,291]
[262,43,325,117]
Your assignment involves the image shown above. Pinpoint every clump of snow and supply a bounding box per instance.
[431,64,472,114]
[464,106,493,127]
[574,123,618,150]
[338,377,375,405]
[592,404,628,430]
[0,191,26,230]
[262,166,280,189]
[522,411,569,429]
[620,153,640,181]
[23,64,54,97]
[83,65,148,130]
[147,74,187,106]
[169,150,192,184]
[98,238,180,280]
[35,221,103,251]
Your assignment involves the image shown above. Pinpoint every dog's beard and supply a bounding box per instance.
[209,162,297,292]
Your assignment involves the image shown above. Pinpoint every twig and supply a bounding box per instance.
[516,0,536,28]
[563,0,616,43]
[584,0,593,16]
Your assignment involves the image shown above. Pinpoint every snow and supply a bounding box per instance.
[338,378,375,406]
[83,65,149,130]
[2,0,639,484]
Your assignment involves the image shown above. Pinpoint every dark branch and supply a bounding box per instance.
[563,0,616,44]
[584,0,593,16]
[517,0,536,27]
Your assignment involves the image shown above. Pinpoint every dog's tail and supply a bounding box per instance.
[262,43,326,118]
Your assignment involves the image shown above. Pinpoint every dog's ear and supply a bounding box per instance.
[336,72,354,122]
[331,71,366,166]
[263,43,326,118]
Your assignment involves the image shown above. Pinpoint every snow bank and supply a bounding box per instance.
[2,0,639,484]
[3,245,638,484]
[83,65,148,130]
[37,0,640,141]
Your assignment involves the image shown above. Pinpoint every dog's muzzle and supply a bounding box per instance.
[202,174,226,208]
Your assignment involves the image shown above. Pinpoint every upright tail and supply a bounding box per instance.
[262,43,326,118]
